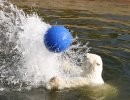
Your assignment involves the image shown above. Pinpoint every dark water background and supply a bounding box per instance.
[0,0,130,100]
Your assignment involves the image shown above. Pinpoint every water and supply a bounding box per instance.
[0,0,130,100]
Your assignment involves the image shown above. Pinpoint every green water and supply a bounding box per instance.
[0,0,130,100]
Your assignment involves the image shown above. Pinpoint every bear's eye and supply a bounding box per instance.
[96,63,100,66]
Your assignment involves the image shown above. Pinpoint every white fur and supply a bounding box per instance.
[46,53,104,90]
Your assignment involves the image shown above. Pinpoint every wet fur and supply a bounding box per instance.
[46,53,104,90]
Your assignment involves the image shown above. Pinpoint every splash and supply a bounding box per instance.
[0,1,89,90]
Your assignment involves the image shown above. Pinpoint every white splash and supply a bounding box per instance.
[0,0,89,89]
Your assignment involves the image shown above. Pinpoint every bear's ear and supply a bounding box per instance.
[50,76,56,83]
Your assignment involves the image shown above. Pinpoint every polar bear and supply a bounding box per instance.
[46,53,104,90]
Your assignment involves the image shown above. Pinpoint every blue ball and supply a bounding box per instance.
[44,26,72,53]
